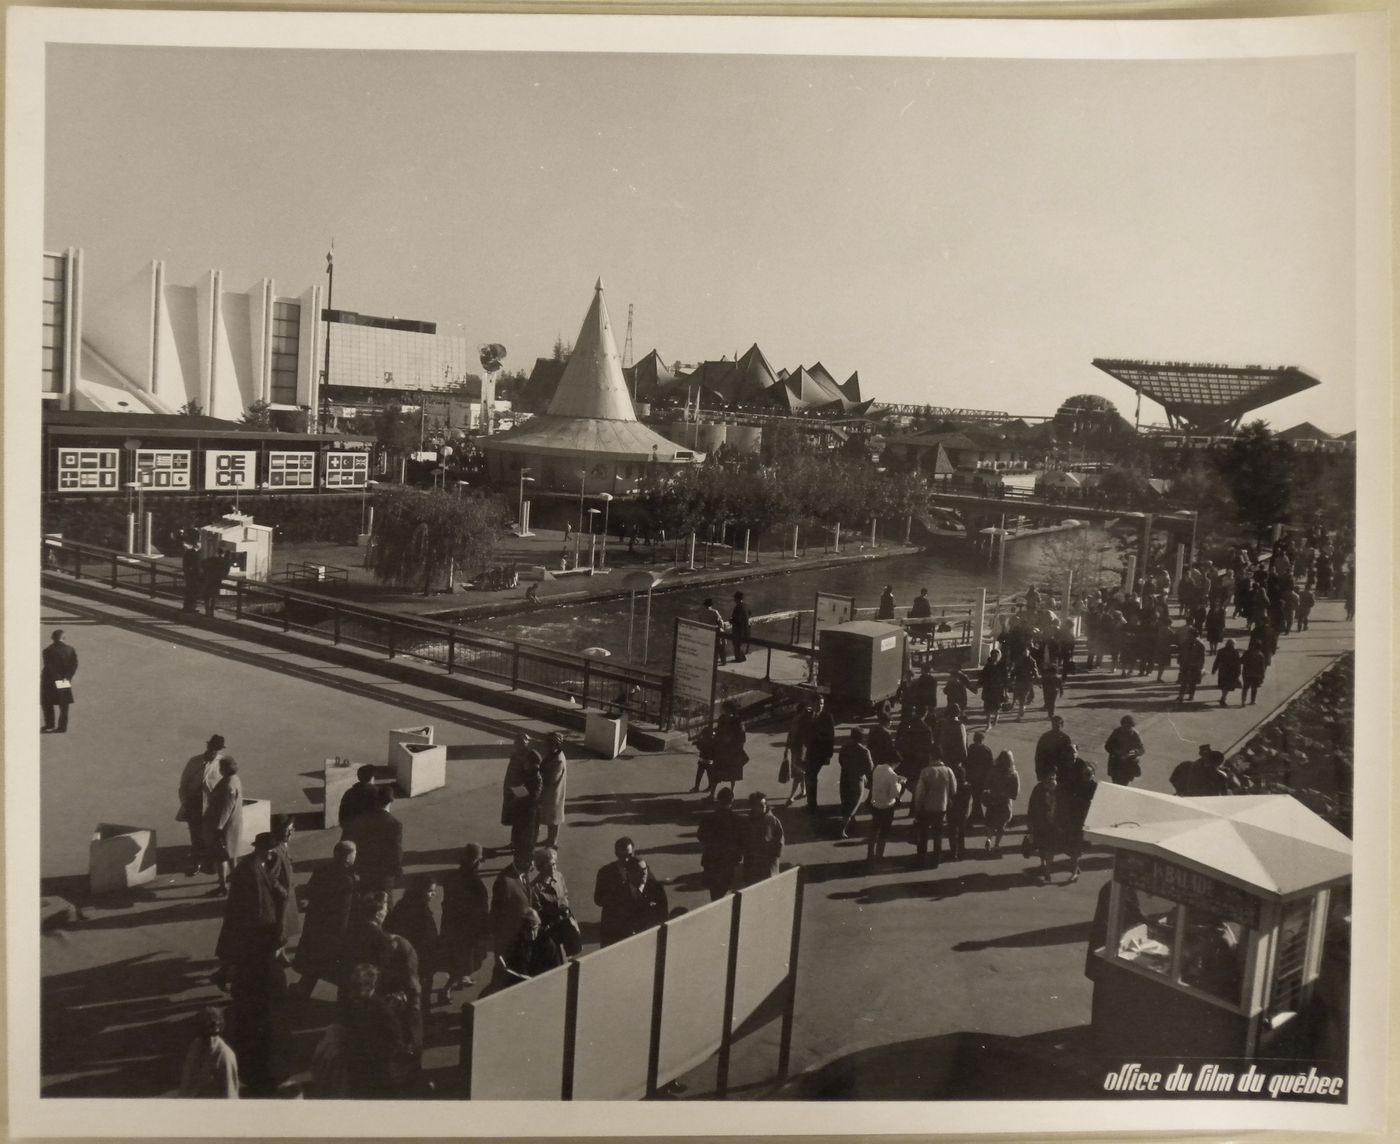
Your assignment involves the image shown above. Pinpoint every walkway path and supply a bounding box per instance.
[34,587,1351,1099]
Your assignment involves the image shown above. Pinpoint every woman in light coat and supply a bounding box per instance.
[202,756,243,895]
[536,733,568,848]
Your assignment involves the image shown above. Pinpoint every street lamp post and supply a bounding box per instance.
[576,469,588,565]
[598,492,614,570]
[517,468,534,536]
[586,507,601,570]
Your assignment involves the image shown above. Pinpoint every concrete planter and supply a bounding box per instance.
[394,742,447,797]
[387,725,433,767]
[89,823,158,895]
[584,712,627,759]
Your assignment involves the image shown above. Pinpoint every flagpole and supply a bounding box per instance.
[321,241,334,432]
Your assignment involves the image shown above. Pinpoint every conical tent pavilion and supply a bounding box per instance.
[480,281,702,491]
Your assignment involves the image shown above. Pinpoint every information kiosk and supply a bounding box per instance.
[1083,784,1350,1061]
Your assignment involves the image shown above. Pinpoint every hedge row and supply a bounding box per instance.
[42,492,366,550]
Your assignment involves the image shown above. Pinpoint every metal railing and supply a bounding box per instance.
[41,537,672,727]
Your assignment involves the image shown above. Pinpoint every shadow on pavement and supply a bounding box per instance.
[952,919,1092,951]
[786,1026,1102,1101]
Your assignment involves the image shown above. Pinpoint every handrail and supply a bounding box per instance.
[41,536,670,724]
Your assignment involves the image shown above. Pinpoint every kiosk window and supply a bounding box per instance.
[1267,899,1311,1020]
[1179,906,1245,1005]
[1113,889,1175,977]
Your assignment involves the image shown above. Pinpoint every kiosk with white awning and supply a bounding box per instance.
[1083,784,1350,1061]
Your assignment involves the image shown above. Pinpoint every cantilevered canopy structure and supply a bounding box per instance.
[1091,359,1321,434]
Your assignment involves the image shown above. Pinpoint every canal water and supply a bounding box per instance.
[464,526,1100,668]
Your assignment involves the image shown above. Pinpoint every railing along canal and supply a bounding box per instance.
[41,537,671,727]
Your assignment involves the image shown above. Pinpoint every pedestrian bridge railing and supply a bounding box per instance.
[40,537,672,727]
[462,866,803,1100]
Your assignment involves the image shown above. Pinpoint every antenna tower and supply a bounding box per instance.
[621,303,635,369]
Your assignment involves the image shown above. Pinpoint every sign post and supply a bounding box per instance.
[672,618,719,727]
[811,591,857,649]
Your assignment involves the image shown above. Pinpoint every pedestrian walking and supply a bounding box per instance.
[1296,586,1316,631]
[963,729,994,827]
[905,665,940,720]
[1024,772,1060,883]
[203,756,244,896]
[1103,715,1144,787]
[385,875,443,1011]
[536,732,568,849]
[528,845,581,960]
[780,700,811,806]
[1055,758,1097,883]
[982,750,1020,854]
[1041,661,1062,719]
[293,841,358,1000]
[178,734,226,875]
[1034,715,1076,783]
[40,629,78,733]
[342,784,404,896]
[336,963,417,1097]
[490,853,533,955]
[943,669,971,715]
[500,732,543,862]
[912,757,957,868]
[1009,649,1039,719]
[875,585,896,621]
[712,700,749,799]
[337,765,379,830]
[1204,604,1227,652]
[730,591,751,663]
[947,762,974,861]
[1212,639,1242,706]
[691,724,717,796]
[741,793,784,884]
[837,728,873,838]
[866,755,905,863]
[1240,644,1267,706]
[696,788,744,900]
[937,705,969,770]
[976,649,1008,727]
[1176,630,1207,705]
[803,696,837,815]
[440,843,490,994]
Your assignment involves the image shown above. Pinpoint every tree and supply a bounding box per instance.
[369,485,504,595]
[551,336,573,362]
[241,399,273,429]
[1212,421,1296,542]
[177,400,204,417]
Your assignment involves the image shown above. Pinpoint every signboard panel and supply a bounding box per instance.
[323,450,369,489]
[203,449,256,490]
[465,963,569,1099]
[1115,850,1261,929]
[731,867,799,1029]
[572,927,658,1100]
[812,591,856,643]
[672,618,717,708]
[656,898,733,1085]
[134,449,191,489]
[55,447,119,492]
[267,451,316,489]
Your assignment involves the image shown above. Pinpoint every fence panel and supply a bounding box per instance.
[570,927,660,1100]
[463,962,571,1100]
[655,896,733,1085]
[731,868,799,1028]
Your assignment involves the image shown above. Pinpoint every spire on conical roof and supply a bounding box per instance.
[547,281,637,421]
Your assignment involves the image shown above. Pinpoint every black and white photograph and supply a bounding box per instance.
[6,7,1391,1137]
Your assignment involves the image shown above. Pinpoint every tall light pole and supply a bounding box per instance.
[586,507,601,569]
[576,468,588,564]
[320,242,334,434]
[517,468,534,536]
[598,492,614,570]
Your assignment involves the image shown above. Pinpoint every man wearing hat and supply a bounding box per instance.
[40,628,78,733]
[178,734,226,876]
[294,841,358,1001]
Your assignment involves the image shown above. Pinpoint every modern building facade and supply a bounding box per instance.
[43,249,324,422]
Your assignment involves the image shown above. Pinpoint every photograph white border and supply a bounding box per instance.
[5,6,1390,1138]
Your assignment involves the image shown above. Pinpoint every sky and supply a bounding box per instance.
[45,43,1357,433]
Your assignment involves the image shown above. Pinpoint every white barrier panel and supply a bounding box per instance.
[731,867,799,1029]
[571,927,660,1100]
[656,895,733,1085]
[465,962,570,1099]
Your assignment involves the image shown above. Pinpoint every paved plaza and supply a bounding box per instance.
[37,585,1353,1099]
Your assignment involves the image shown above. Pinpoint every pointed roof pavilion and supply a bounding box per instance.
[480,281,702,470]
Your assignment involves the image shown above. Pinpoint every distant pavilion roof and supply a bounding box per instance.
[1091,359,1321,434]
[482,281,700,464]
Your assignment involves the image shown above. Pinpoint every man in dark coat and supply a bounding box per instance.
[1177,631,1208,705]
[215,833,292,1096]
[337,765,380,830]
[696,789,744,900]
[730,591,751,663]
[490,853,533,953]
[385,875,441,1012]
[180,534,203,613]
[202,549,235,617]
[440,843,490,994]
[619,859,670,939]
[40,629,78,733]
[342,785,403,895]
[1034,715,1075,782]
[741,793,785,885]
[294,840,358,999]
[803,696,837,815]
[593,837,637,947]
